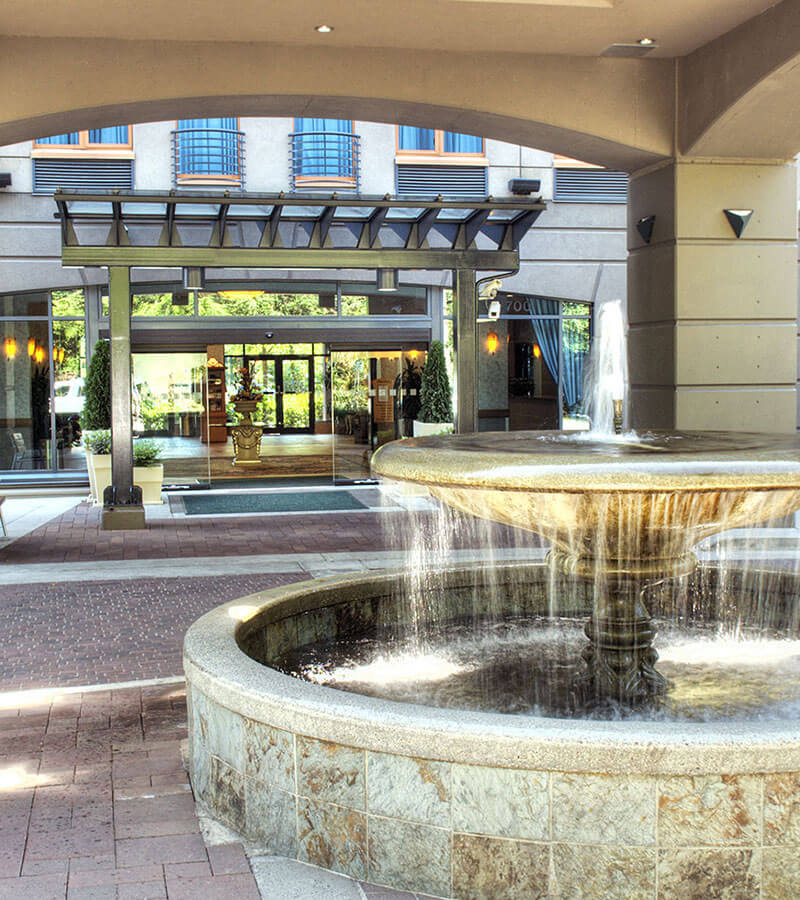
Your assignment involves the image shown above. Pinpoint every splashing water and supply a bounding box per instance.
[583,299,629,436]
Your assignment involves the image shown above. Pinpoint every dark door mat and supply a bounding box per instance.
[182,490,369,516]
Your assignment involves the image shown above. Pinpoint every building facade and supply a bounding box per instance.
[0,116,628,485]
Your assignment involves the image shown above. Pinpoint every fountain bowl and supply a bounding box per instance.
[184,564,800,899]
[371,430,800,578]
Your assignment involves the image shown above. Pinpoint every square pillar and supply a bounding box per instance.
[453,268,477,433]
[627,160,798,432]
[102,266,145,530]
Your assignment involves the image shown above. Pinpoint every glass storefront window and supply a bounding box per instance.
[1,321,52,470]
[52,319,86,470]
[198,291,335,316]
[341,286,427,316]
[52,289,85,317]
[0,292,49,318]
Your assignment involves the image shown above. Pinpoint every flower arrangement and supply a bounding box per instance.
[230,364,263,402]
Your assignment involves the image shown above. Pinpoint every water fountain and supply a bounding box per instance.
[184,300,800,897]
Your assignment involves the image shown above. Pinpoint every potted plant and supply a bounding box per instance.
[83,340,111,502]
[413,341,454,437]
[133,439,164,504]
[83,428,112,505]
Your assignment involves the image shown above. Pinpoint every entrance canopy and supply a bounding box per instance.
[56,189,545,271]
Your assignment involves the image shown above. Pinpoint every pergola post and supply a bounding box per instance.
[454,268,477,433]
[102,265,145,530]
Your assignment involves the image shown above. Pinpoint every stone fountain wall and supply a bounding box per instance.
[184,568,800,899]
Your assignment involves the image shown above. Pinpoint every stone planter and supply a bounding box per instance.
[412,420,454,437]
[88,453,112,506]
[134,463,164,505]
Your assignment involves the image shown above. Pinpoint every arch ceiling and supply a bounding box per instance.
[2,0,800,168]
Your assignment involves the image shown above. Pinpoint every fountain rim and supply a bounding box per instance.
[370,430,800,494]
[183,567,800,777]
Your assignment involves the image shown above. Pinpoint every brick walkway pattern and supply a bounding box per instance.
[0,685,259,900]
[0,503,536,565]
[0,574,307,693]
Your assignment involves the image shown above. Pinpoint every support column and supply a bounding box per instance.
[103,266,145,530]
[454,268,477,433]
[627,159,798,432]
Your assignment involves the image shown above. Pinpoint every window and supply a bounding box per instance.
[397,127,483,157]
[291,119,358,189]
[173,118,243,186]
[34,127,132,150]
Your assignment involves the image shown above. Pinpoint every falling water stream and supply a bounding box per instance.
[279,301,800,721]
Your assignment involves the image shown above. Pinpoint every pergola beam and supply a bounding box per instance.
[62,246,520,270]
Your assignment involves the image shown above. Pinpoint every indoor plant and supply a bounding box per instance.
[133,438,164,504]
[414,341,454,436]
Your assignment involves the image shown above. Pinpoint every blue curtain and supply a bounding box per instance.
[398,126,435,151]
[37,133,80,145]
[88,126,129,144]
[528,299,560,396]
[295,119,353,176]
[443,131,482,153]
[562,339,586,409]
[177,118,238,175]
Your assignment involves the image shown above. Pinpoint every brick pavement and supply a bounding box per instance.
[0,502,535,565]
[0,684,261,900]
[0,574,308,693]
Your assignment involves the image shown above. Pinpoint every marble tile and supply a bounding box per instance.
[265,617,297,664]
[762,846,800,898]
[297,736,365,810]
[298,797,368,880]
[552,773,655,845]
[334,597,379,639]
[243,719,294,792]
[658,775,762,847]
[205,698,244,772]
[210,755,246,832]
[296,607,336,647]
[368,815,450,897]
[367,753,450,826]
[190,746,210,805]
[245,776,297,857]
[552,844,656,900]
[452,834,549,900]
[452,764,548,840]
[764,772,800,845]
[657,848,761,899]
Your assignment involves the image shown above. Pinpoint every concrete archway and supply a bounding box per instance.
[0,37,675,171]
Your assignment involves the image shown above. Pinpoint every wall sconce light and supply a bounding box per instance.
[27,337,36,357]
[4,337,17,359]
[34,346,46,364]
[408,349,419,360]
[56,347,65,364]
[486,332,499,355]
[377,269,398,292]
[533,344,542,359]
[723,209,753,238]
[636,215,656,244]
[182,266,206,293]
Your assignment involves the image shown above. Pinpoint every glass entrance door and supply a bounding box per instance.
[243,355,314,434]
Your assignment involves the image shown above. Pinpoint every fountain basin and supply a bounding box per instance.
[184,565,800,899]
[372,431,800,576]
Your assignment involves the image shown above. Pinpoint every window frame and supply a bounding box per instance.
[32,127,133,159]
[173,117,243,185]
[292,118,357,187]
[395,126,486,163]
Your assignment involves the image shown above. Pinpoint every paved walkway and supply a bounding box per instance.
[0,490,523,899]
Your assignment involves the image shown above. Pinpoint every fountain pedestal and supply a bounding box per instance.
[575,574,667,704]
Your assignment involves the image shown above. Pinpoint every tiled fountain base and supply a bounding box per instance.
[184,566,800,900]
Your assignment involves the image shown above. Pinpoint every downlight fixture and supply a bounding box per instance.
[315,24,334,33]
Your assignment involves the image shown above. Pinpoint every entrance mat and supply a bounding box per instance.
[182,490,369,516]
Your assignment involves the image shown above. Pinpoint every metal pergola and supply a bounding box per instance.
[55,189,546,528]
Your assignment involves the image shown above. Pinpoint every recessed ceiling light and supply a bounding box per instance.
[637,37,655,46]
[315,24,334,33]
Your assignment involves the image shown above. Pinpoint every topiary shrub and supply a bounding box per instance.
[418,340,453,423]
[83,339,111,430]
